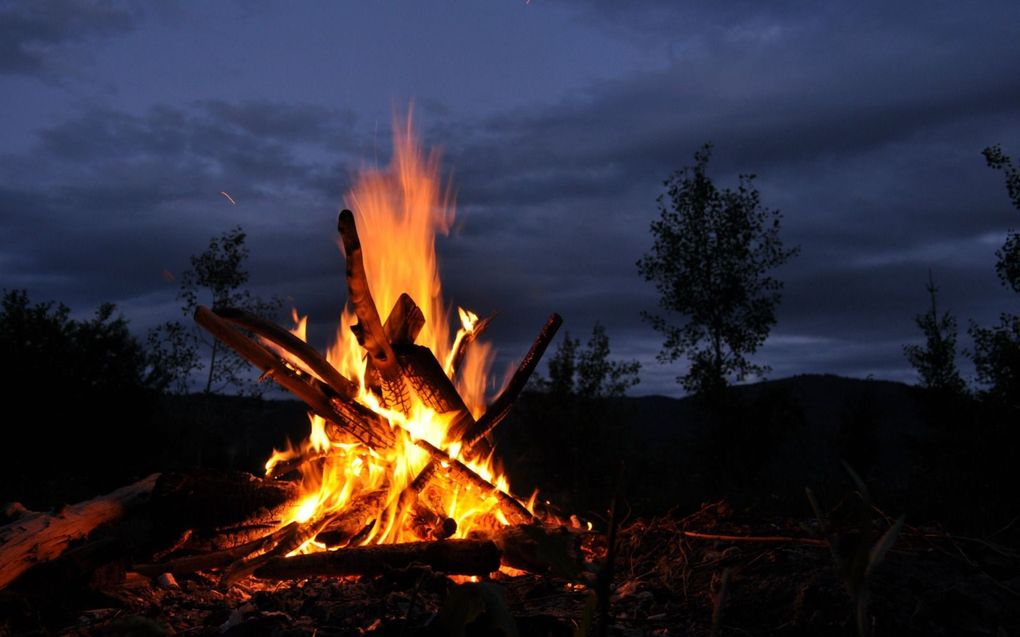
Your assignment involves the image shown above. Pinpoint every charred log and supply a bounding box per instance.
[453,313,562,449]
[216,306,357,399]
[252,538,501,579]
[0,474,159,590]
[338,209,412,414]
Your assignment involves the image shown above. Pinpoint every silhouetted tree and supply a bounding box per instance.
[637,144,798,398]
[524,323,640,508]
[149,227,280,395]
[969,146,1020,410]
[536,323,641,399]
[903,271,966,396]
[0,290,157,502]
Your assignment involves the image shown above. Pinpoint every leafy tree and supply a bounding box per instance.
[637,144,798,398]
[968,146,1020,409]
[903,271,966,395]
[149,226,280,395]
[982,144,1020,293]
[537,323,641,399]
[0,289,157,502]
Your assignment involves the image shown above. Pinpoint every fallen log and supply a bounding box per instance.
[469,524,586,580]
[252,538,501,579]
[133,522,300,577]
[0,473,159,591]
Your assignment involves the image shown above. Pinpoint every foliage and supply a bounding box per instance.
[149,226,280,395]
[524,323,640,509]
[807,464,904,637]
[537,323,641,399]
[969,313,1020,410]
[982,144,1020,293]
[903,272,966,396]
[0,289,157,499]
[1,289,155,393]
[969,146,1020,410]
[637,144,798,398]
[146,320,200,395]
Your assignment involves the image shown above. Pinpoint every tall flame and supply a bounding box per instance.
[266,114,515,553]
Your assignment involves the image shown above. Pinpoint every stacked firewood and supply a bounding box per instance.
[0,210,579,591]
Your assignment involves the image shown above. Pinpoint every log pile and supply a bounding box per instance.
[0,209,575,591]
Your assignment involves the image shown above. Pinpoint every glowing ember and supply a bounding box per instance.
[265,115,527,555]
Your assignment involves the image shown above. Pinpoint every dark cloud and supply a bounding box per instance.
[2,2,1019,396]
[0,0,140,76]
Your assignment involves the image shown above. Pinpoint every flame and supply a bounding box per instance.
[266,114,529,557]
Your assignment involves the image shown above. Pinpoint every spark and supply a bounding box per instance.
[220,191,236,205]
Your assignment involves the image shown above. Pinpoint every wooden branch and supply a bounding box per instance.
[452,313,562,447]
[470,524,585,579]
[415,439,535,525]
[338,209,412,414]
[384,293,425,345]
[0,474,159,591]
[682,531,829,547]
[195,306,396,451]
[216,307,357,399]
[315,490,389,548]
[449,313,494,377]
[252,539,501,579]
[133,522,299,577]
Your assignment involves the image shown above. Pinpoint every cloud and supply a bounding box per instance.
[0,0,141,76]
[2,1,1019,396]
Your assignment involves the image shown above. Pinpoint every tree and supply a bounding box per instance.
[982,144,1020,293]
[968,146,1020,409]
[636,144,798,398]
[537,322,641,399]
[903,271,966,395]
[149,226,280,395]
[0,290,158,501]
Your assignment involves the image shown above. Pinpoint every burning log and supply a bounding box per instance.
[134,522,300,577]
[395,313,562,516]
[315,489,389,548]
[216,306,357,399]
[449,312,494,377]
[251,538,501,579]
[338,209,413,414]
[469,524,585,580]
[451,312,563,448]
[414,440,534,525]
[0,474,159,590]
[384,292,425,345]
[194,306,396,452]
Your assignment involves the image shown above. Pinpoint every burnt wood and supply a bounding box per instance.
[252,538,501,579]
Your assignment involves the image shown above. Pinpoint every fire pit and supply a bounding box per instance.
[0,120,583,598]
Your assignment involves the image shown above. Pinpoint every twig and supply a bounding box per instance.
[682,531,829,546]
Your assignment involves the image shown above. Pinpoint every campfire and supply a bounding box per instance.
[0,119,582,593]
[186,121,570,581]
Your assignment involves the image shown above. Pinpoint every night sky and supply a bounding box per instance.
[2,1,1019,396]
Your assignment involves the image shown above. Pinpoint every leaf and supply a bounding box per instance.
[438,582,519,637]
[865,516,904,580]
[573,590,597,637]
[841,461,871,507]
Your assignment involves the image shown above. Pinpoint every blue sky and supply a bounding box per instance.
[2,1,1019,396]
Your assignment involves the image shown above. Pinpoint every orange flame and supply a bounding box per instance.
[266,114,526,555]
